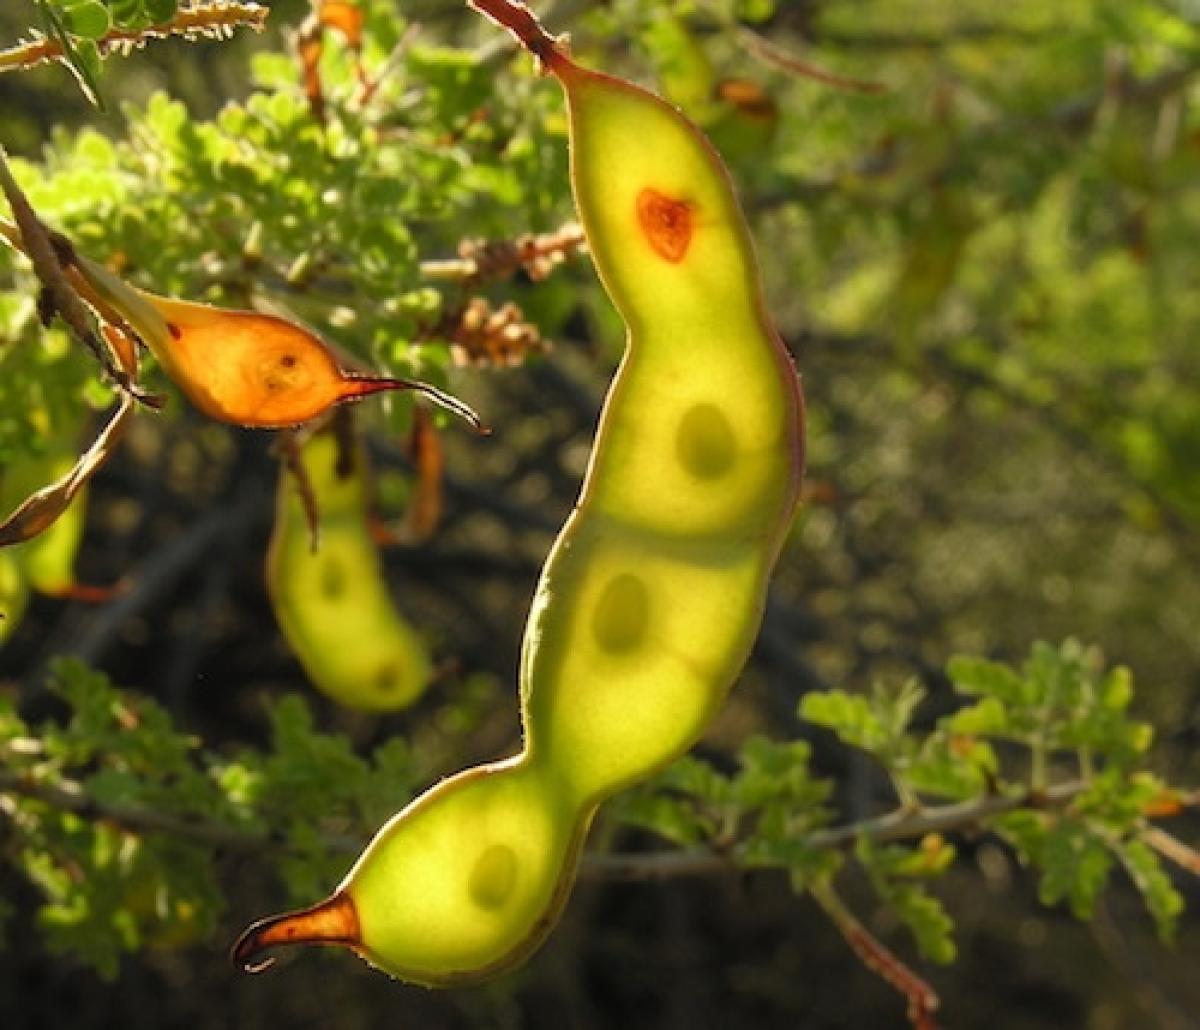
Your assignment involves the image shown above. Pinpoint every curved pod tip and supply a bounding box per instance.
[232,892,360,974]
[339,376,489,435]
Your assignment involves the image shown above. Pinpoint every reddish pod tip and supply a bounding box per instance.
[337,376,488,434]
[231,892,360,974]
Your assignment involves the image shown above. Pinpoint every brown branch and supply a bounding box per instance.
[0,204,159,406]
[0,147,113,379]
[583,780,1089,881]
[738,27,886,95]
[925,346,1200,573]
[813,883,940,1030]
[0,2,268,75]
[66,500,252,665]
[467,0,568,71]
[815,24,1052,51]
[419,222,587,283]
[1142,825,1200,876]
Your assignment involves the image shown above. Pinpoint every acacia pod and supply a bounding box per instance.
[234,0,803,984]
[267,429,433,712]
[75,255,481,430]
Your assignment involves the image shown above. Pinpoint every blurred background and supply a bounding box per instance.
[1,0,1199,1027]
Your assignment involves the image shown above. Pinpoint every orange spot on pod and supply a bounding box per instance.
[636,188,695,264]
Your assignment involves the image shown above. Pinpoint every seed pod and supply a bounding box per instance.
[267,428,432,712]
[74,254,481,430]
[234,0,804,984]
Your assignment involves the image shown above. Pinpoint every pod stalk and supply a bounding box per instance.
[467,0,569,74]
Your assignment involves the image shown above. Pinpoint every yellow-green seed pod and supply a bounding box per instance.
[267,431,432,712]
[234,0,804,985]
[0,549,29,644]
[643,15,716,116]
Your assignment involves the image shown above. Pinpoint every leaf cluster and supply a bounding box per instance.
[617,640,1193,971]
[0,658,419,977]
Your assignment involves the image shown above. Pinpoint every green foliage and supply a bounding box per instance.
[619,640,1194,969]
[948,640,1152,767]
[1,1,570,448]
[857,836,958,964]
[0,659,420,976]
[1,1,1199,1023]
[615,738,837,885]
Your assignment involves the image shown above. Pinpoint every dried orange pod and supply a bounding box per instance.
[74,255,480,430]
[135,293,409,427]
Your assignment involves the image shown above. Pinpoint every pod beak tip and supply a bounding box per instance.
[229,892,360,975]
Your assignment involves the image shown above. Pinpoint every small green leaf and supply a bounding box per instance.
[946,656,1029,705]
[662,755,732,805]
[857,837,957,963]
[800,689,892,754]
[997,809,1050,864]
[614,792,713,847]
[944,696,1008,736]
[144,0,179,24]
[1099,666,1133,710]
[1119,838,1184,942]
[62,0,111,39]
[892,883,957,964]
[110,0,144,24]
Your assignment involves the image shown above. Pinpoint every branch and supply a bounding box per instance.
[0,189,158,405]
[1,757,1089,879]
[419,222,586,283]
[582,781,1088,881]
[816,24,1053,50]
[738,27,886,95]
[924,346,1200,573]
[0,2,268,75]
[0,147,111,379]
[0,769,275,852]
[813,882,940,1030]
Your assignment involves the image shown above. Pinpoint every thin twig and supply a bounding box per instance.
[1142,825,1200,876]
[812,882,940,1030]
[419,222,586,283]
[0,2,268,75]
[583,781,1088,880]
[352,22,422,110]
[816,25,1052,51]
[738,27,886,94]
[0,147,113,379]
